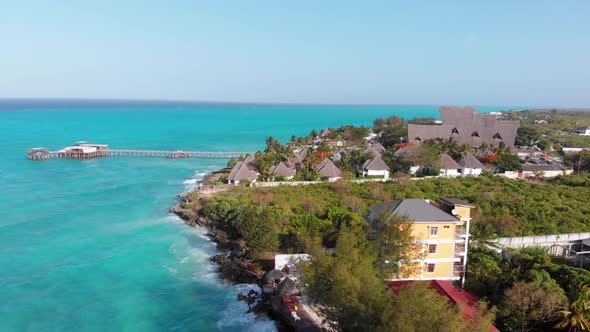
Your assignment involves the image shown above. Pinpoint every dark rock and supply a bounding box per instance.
[237,290,259,306]
[211,254,263,284]
[263,269,286,285]
[277,277,298,295]
[169,204,200,226]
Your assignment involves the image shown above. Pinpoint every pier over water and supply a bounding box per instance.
[28,142,250,160]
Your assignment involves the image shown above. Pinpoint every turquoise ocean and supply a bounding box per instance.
[0,101,507,331]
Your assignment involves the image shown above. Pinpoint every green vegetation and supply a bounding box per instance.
[373,115,407,147]
[564,151,590,173]
[467,246,590,331]
[551,173,590,187]
[552,135,590,148]
[506,109,590,153]
[206,176,589,244]
[494,152,523,172]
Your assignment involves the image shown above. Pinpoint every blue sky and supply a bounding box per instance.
[1,1,589,106]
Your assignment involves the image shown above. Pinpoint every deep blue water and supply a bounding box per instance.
[0,102,508,331]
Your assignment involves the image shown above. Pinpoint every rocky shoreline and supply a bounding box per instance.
[169,179,275,319]
[171,171,323,332]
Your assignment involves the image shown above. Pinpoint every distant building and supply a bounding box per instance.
[407,106,520,147]
[562,147,590,154]
[520,164,571,178]
[438,153,461,177]
[511,148,544,160]
[285,147,308,168]
[363,131,379,142]
[269,161,296,180]
[575,126,590,136]
[27,147,50,160]
[314,158,343,181]
[364,142,386,157]
[366,198,473,284]
[362,155,390,178]
[227,155,258,185]
[57,142,109,159]
[326,139,344,148]
[457,154,486,176]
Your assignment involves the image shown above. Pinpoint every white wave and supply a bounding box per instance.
[181,169,208,191]
[165,214,186,224]
[183,179,199,185]
[193,171,208,178]
[188,247,213,264]
[167,213,277,331]
[163,265,178,274]
[217,284,277,331]
[193,271,220,284]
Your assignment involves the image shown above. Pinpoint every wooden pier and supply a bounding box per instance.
[28,144,250,161]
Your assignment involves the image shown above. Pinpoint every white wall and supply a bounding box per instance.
[499,171,519,179]
[462,168,482,176]
[439,169,460,177]
[365,169,390,178]
[275,254,311,270]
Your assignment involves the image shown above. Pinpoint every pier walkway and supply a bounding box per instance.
[28,147,250,160]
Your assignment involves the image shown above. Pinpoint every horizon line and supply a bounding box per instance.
[0,97,585,110]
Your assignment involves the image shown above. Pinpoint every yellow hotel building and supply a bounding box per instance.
[367,197,474,286]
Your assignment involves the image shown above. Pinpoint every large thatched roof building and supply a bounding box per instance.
[408,106,519,147]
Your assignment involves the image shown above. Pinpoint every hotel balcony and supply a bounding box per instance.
[452,262,464,278]
[454,243,466,256]
[455,226,468,238]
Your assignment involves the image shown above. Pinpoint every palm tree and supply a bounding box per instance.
[457,143,475,157]
[555,287,590,332]
[445,138,459,156]
[470,223,501,249]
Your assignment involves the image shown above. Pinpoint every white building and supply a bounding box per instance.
[457,154,486,176]
[521,164,572,178]
[362,155,390,178]
[269,161,296,180]
[227,155,258,185]
[438,153,461,177]
[315,158,343,181]
[575,126,590,136]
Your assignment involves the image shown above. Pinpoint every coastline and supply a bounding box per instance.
[171,170,278,323]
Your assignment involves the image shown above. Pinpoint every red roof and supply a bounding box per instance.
[385,280,498,331]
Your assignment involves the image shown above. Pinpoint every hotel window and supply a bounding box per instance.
[429,226,439,236]
[428,244,437,254]
[426,263,436,273]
